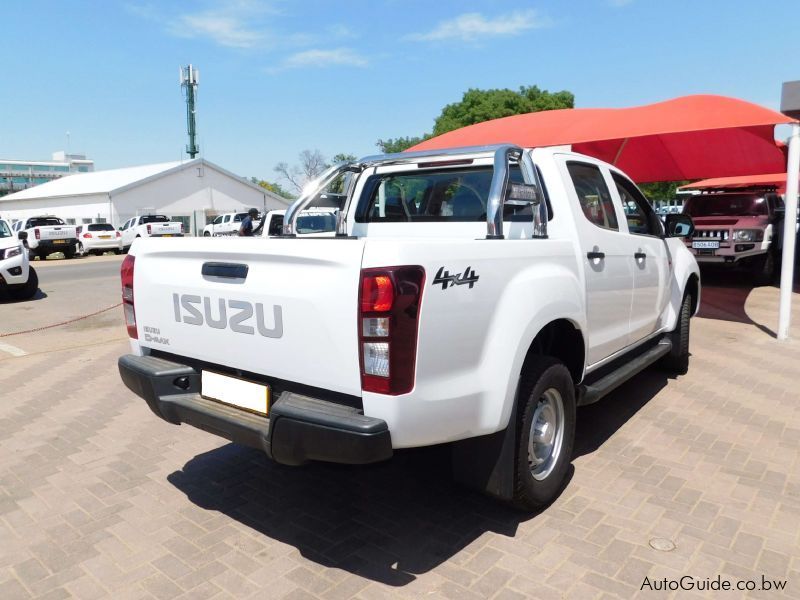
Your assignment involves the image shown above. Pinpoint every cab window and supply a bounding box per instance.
[611,172,662,236]
[566,162,618,231]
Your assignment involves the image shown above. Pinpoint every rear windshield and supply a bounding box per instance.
[29,217,65,227]
[0,221,11,238]
[140,215,169,224]
[88,223,114,231]
[354,166,538,223]
[296,213,336,234]
[684,195,768,217]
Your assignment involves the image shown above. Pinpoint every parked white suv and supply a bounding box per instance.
[119,145,700,509]
[0,219,38,300]
[76,223,122,256]
[202,212,259,237]
[12,215,78,260]
[119,215,183,253]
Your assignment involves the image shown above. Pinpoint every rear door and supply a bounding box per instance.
[610,172,670,343]
[559,158,633,365]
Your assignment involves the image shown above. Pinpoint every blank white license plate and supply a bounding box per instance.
[201,371,269,415]
[692,240,720,249]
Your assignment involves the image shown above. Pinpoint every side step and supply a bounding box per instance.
[578,339,672,407]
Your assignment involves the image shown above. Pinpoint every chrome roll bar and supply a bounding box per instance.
[282,144,547,239]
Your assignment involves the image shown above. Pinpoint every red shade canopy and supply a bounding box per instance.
[408,95,796,183]
[679,173,792,193]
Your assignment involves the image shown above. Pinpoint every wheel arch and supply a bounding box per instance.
[522,318,586,384]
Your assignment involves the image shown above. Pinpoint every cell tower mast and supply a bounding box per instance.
[180,64,200,158]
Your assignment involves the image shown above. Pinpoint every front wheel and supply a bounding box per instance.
[513,358,576,511]
[661,292,692,375]
[8,267,39,300]
[203,231,211,237]
[752,252,777,286]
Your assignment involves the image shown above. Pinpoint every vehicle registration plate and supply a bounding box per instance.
[201,371,269,415]
[162,234,172,237]
[99,235,112,239]
[692,240,720,249]
[53,239,66,244]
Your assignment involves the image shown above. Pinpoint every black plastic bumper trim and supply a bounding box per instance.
[118,354,392,465]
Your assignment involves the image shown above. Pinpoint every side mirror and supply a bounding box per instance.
[17,231,27,241]
[665,213,694,238]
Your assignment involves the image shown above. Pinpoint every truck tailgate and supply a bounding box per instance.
[132,238,366,396]
[39,226,76,240]
[150,222,182,235]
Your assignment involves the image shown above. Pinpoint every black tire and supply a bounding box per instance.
[63,245,76,259]
[113,248,121,255]
[203,231,211,237]
[513,358,576,511]
[661,292,692,375]
[752,252,776,286]
[8,267,38,301]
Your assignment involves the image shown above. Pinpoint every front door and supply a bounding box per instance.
[611,172,670,343]
[560,158,634,366]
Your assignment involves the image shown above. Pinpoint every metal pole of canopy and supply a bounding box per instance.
[778,122,799,340]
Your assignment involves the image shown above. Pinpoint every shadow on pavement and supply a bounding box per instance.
[0,288,48,304]
[169,442,537,586]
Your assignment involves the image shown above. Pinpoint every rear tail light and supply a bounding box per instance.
[82,233,92,239]
[358,266,425,395]
[34,228,40,240]
[121,255,137,339]
[147,224,152,235]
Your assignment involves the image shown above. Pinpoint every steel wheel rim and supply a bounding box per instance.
[528,387,565,481]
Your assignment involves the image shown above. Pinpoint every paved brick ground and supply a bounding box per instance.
[1,280,799,599]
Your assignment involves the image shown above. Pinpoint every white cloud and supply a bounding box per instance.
[174,12,263,48]
[406,10,547,42]
[280,48,368,70]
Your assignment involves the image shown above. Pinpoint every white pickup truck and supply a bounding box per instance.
[202,212,258,237]
[119,215,184,253]
[11,215,78,260]
[118,145,700,509]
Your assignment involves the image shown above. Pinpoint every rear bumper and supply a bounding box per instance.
[31,239,77,252]
[151,233,184,238]
[118,354,392,466]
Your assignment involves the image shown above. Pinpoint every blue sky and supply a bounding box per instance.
[1,1,797,184]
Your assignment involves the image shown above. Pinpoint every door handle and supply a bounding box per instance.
[634,252,646,260]
[587,251,605,260]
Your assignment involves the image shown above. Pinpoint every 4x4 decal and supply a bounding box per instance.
[433,266,479,290]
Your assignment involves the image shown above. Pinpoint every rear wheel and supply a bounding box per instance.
[661,292,692,375]
[63,245,76,259]
[203,231,211,237]
[76,242,85,257]
[513,358,576,511]
[8,267,38,300]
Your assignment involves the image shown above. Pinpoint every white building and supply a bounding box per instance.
[0,151,94,196]
[0,158,289,235]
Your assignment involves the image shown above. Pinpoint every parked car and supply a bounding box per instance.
[202,212,260,237]
[76,223,122,256]
[262,209,337,237]
[11,215,78,260]
[118,144,700,510]
[683,189,785,284]
[0,218,38,300]
[118,215,183,253]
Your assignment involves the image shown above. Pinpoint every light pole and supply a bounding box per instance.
[778,81,800,340]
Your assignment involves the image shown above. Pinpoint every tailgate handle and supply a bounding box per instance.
[201,262,249,280]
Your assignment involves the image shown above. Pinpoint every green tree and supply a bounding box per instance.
[376,85,574,153]
[376,136,430,154]
[331,153,357,164]
[250,177,295,200]
[639,181,690,204]
[432,86,574,136]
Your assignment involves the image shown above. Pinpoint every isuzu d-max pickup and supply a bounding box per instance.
[118,145,700,509]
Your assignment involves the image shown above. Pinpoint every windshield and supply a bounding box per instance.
[296,213,336,234]
[30,217,65,227]
[355,166,528,222]
[88,223,114,231]
[0,221,11,238]
[684,195,768,217]
[140,215,169,224]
